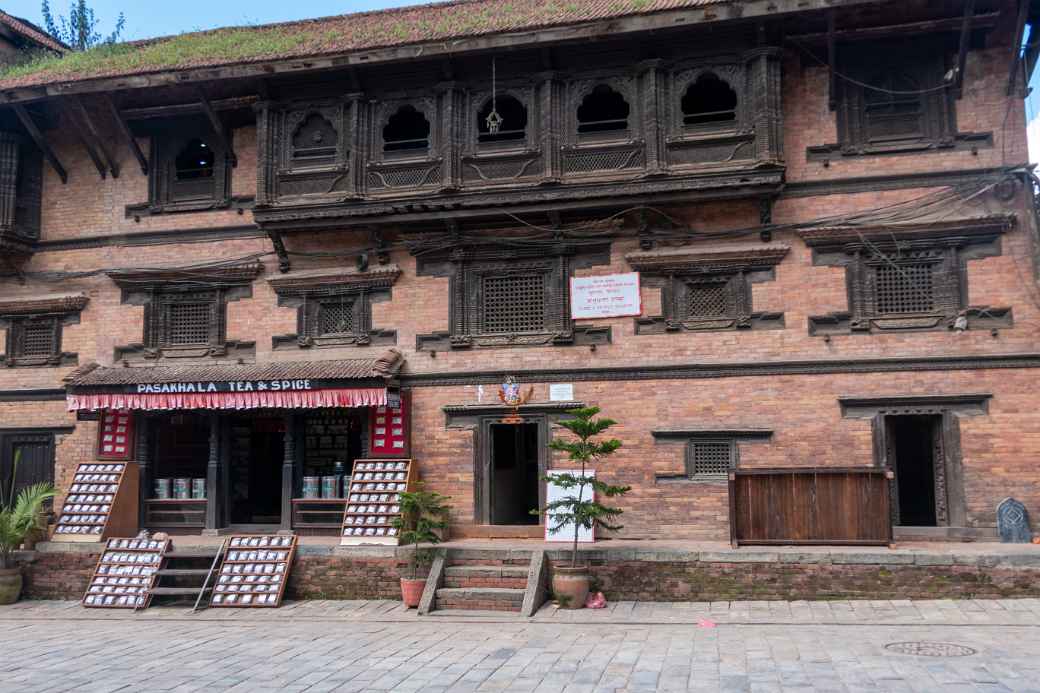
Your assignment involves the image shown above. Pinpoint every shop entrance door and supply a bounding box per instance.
[488,423,540,525]
[887,415,945,527]
[229,418,284,526]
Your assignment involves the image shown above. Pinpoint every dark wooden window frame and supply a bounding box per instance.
[652,429,772,484]
[0,131,43,259]
[415,245,612,351]
[627,246,788,334]
[141,118,233,215]
[0,295,87,368]
[803,219,1014,335]
[269,265,401,350]
[0,428,69,513]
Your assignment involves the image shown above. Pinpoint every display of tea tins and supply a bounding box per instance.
[55,463,127,537]
[340,460,416,546]
[210,535,298,608]
[82,537,170,609]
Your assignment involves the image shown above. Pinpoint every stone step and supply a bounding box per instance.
[434,587,524,612]
[156,568,211,577]
[443,565,527,589]
[427,609,524,618]
[149,587,209,596]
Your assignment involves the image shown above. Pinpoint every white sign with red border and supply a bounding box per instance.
[569,272,642,319]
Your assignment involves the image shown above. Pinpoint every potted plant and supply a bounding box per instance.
[392,483,451,608]
[534,406,630,609]
[0,451,56,604]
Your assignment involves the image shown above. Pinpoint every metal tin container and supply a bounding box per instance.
[321,475,342,499]
[173,478,191,500]
[154,478,171,500]
[302,476,321,499]
[191,478,206,499]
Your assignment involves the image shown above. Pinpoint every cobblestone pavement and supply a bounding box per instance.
[2,600,1039,692]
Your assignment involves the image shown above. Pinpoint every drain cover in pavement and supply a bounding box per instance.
[885,641,977,657]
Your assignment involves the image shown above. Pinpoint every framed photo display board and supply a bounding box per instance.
[340,459,417,546]
[82,537,171,608]
[96,409,135,460]
[53,462,139,542]
[368,393,410,457]
[210,534,298,608]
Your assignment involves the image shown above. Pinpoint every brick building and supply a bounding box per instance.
[1,0,1039,545]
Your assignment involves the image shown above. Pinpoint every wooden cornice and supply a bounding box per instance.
[107,261,263,287]
[798,215,1015,248]
[625,245,790,273]
[0,294,88,315]
[268,264,402,294]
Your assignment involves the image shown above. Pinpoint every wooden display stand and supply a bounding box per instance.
[210,535,297,608]
[82,537,171,608]
[339,458,417,546]
[53,462,139,542]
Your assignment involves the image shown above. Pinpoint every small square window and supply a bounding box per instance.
[685,280,730,319]
[874,263,935,315]
[318,300,356,336]
[482,273,546,334]
[17,318,58,357]
[165,302,213,346]
[686,440,733,479]
[147,290,223,350]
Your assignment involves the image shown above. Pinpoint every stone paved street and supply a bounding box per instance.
[2,600,1040,692]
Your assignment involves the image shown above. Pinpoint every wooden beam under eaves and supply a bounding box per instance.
[827,11,837,111]
[954,0,976,98]
[68,96,118,178]
[64,101,107,179]
[103,95,148,176]
[12,104,66,184]
[196,87,237,167]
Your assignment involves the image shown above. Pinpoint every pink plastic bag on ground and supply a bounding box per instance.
[585,591,607,609]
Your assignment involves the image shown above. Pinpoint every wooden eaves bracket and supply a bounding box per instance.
[12,104,66,184]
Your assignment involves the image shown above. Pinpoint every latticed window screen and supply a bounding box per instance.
[319,300,355,335]
[165,302,213,346]
[686,441,733,478]
[16,318,57,357]
[482,273,546,334]
[685,280,730,318]
[874,263,935,315]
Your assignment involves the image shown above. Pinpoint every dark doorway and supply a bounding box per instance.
[889,415,942,526]
[489,423,540,525]
[229,417,283,525]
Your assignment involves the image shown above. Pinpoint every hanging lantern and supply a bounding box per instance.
[486,57,502,135]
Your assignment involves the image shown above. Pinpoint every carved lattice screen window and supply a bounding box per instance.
[11,317,59,358]
[482,273,546,334]
[150,291,221,349]
[873,263,936,315]
[684,277,733,318]
[315,296,360,337]
[686,440,733,479]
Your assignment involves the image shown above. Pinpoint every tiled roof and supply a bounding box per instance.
[0,0,730,89]
[0,10,68,54]
[66,348,404,386]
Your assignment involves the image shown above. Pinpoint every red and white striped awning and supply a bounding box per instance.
[67,387,387,412]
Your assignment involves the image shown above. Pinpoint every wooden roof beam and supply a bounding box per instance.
[12,104,66,184]
[68,96,118,178]
[63,101,107,179]
[196,87,237,167]
[103,94,148,175]
[827,11,837,111]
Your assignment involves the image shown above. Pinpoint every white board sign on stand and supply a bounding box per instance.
[544,469,595,543]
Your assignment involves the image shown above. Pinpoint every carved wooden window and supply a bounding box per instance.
[862,72,924,144]
[148,290,224,349]
[477,95,528,146]
[681,73,737,129]
[303,295,364,338]
[149,122,230,211]
[577,85,630,136]
[873,262,936,315]
[383,105,430,156]
[683,276,735,319]
[686,440,734,479]
[291,113,338,167]
[482,273,546,334]
[7,316,60,361]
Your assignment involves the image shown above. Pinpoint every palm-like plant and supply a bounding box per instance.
[0,451,56,570]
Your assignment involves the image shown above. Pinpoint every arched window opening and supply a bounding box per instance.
[174,139,214,180]
[478,95,528,144]
[681,74,737,127]
[292,113,338,164]
[383,105,431,154]
[577,85,630,135]
[863,72,923,142]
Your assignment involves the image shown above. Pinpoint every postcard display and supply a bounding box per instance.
[210,535,298,608]
[53,462,140,542]
[340,459,417,546]
[82,537,171,608]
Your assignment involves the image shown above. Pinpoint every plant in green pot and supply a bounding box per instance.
[533,406,630,609]
[0,450,56,604]
[392,483,451,608]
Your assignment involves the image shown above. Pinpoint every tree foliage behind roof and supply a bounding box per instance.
[41,0,125,51]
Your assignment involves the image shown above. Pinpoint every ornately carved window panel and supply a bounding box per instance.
[148,290,224,349]
[290,112,339,167]
[481,273,547,334]
[682,276,736,319]
[872,262,936,315]
[6,316,60,361]
[686,440,734,479]
[148,119,231,212]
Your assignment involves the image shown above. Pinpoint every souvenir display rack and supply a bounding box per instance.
[340,459,417,546]
[82,537,171,608]
[53,462,139,542]
[210,535,297,608]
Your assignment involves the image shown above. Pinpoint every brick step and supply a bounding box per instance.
[447,558,530,566]
[443,565,527,589]
[434,587,524,613]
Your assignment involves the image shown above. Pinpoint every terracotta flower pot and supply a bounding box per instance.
[0,567,23,605]
[400,577,426,608]
[552,565,590,610]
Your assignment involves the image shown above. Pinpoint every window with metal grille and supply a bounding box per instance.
[685,280,730,318]
[319,300,355,335]
[482,273,546,334]
[874,263,935,315]
[164,302,213,346]
[15,318,58,358]
[686,441,733,478]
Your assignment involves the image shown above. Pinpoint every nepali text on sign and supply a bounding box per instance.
[136,380,314,394]
[569,272,642,319]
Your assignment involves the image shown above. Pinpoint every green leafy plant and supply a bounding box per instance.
[0,450,56,570]
[534,407,631,568]
[391,483,451,580]
[42,0,126,50]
